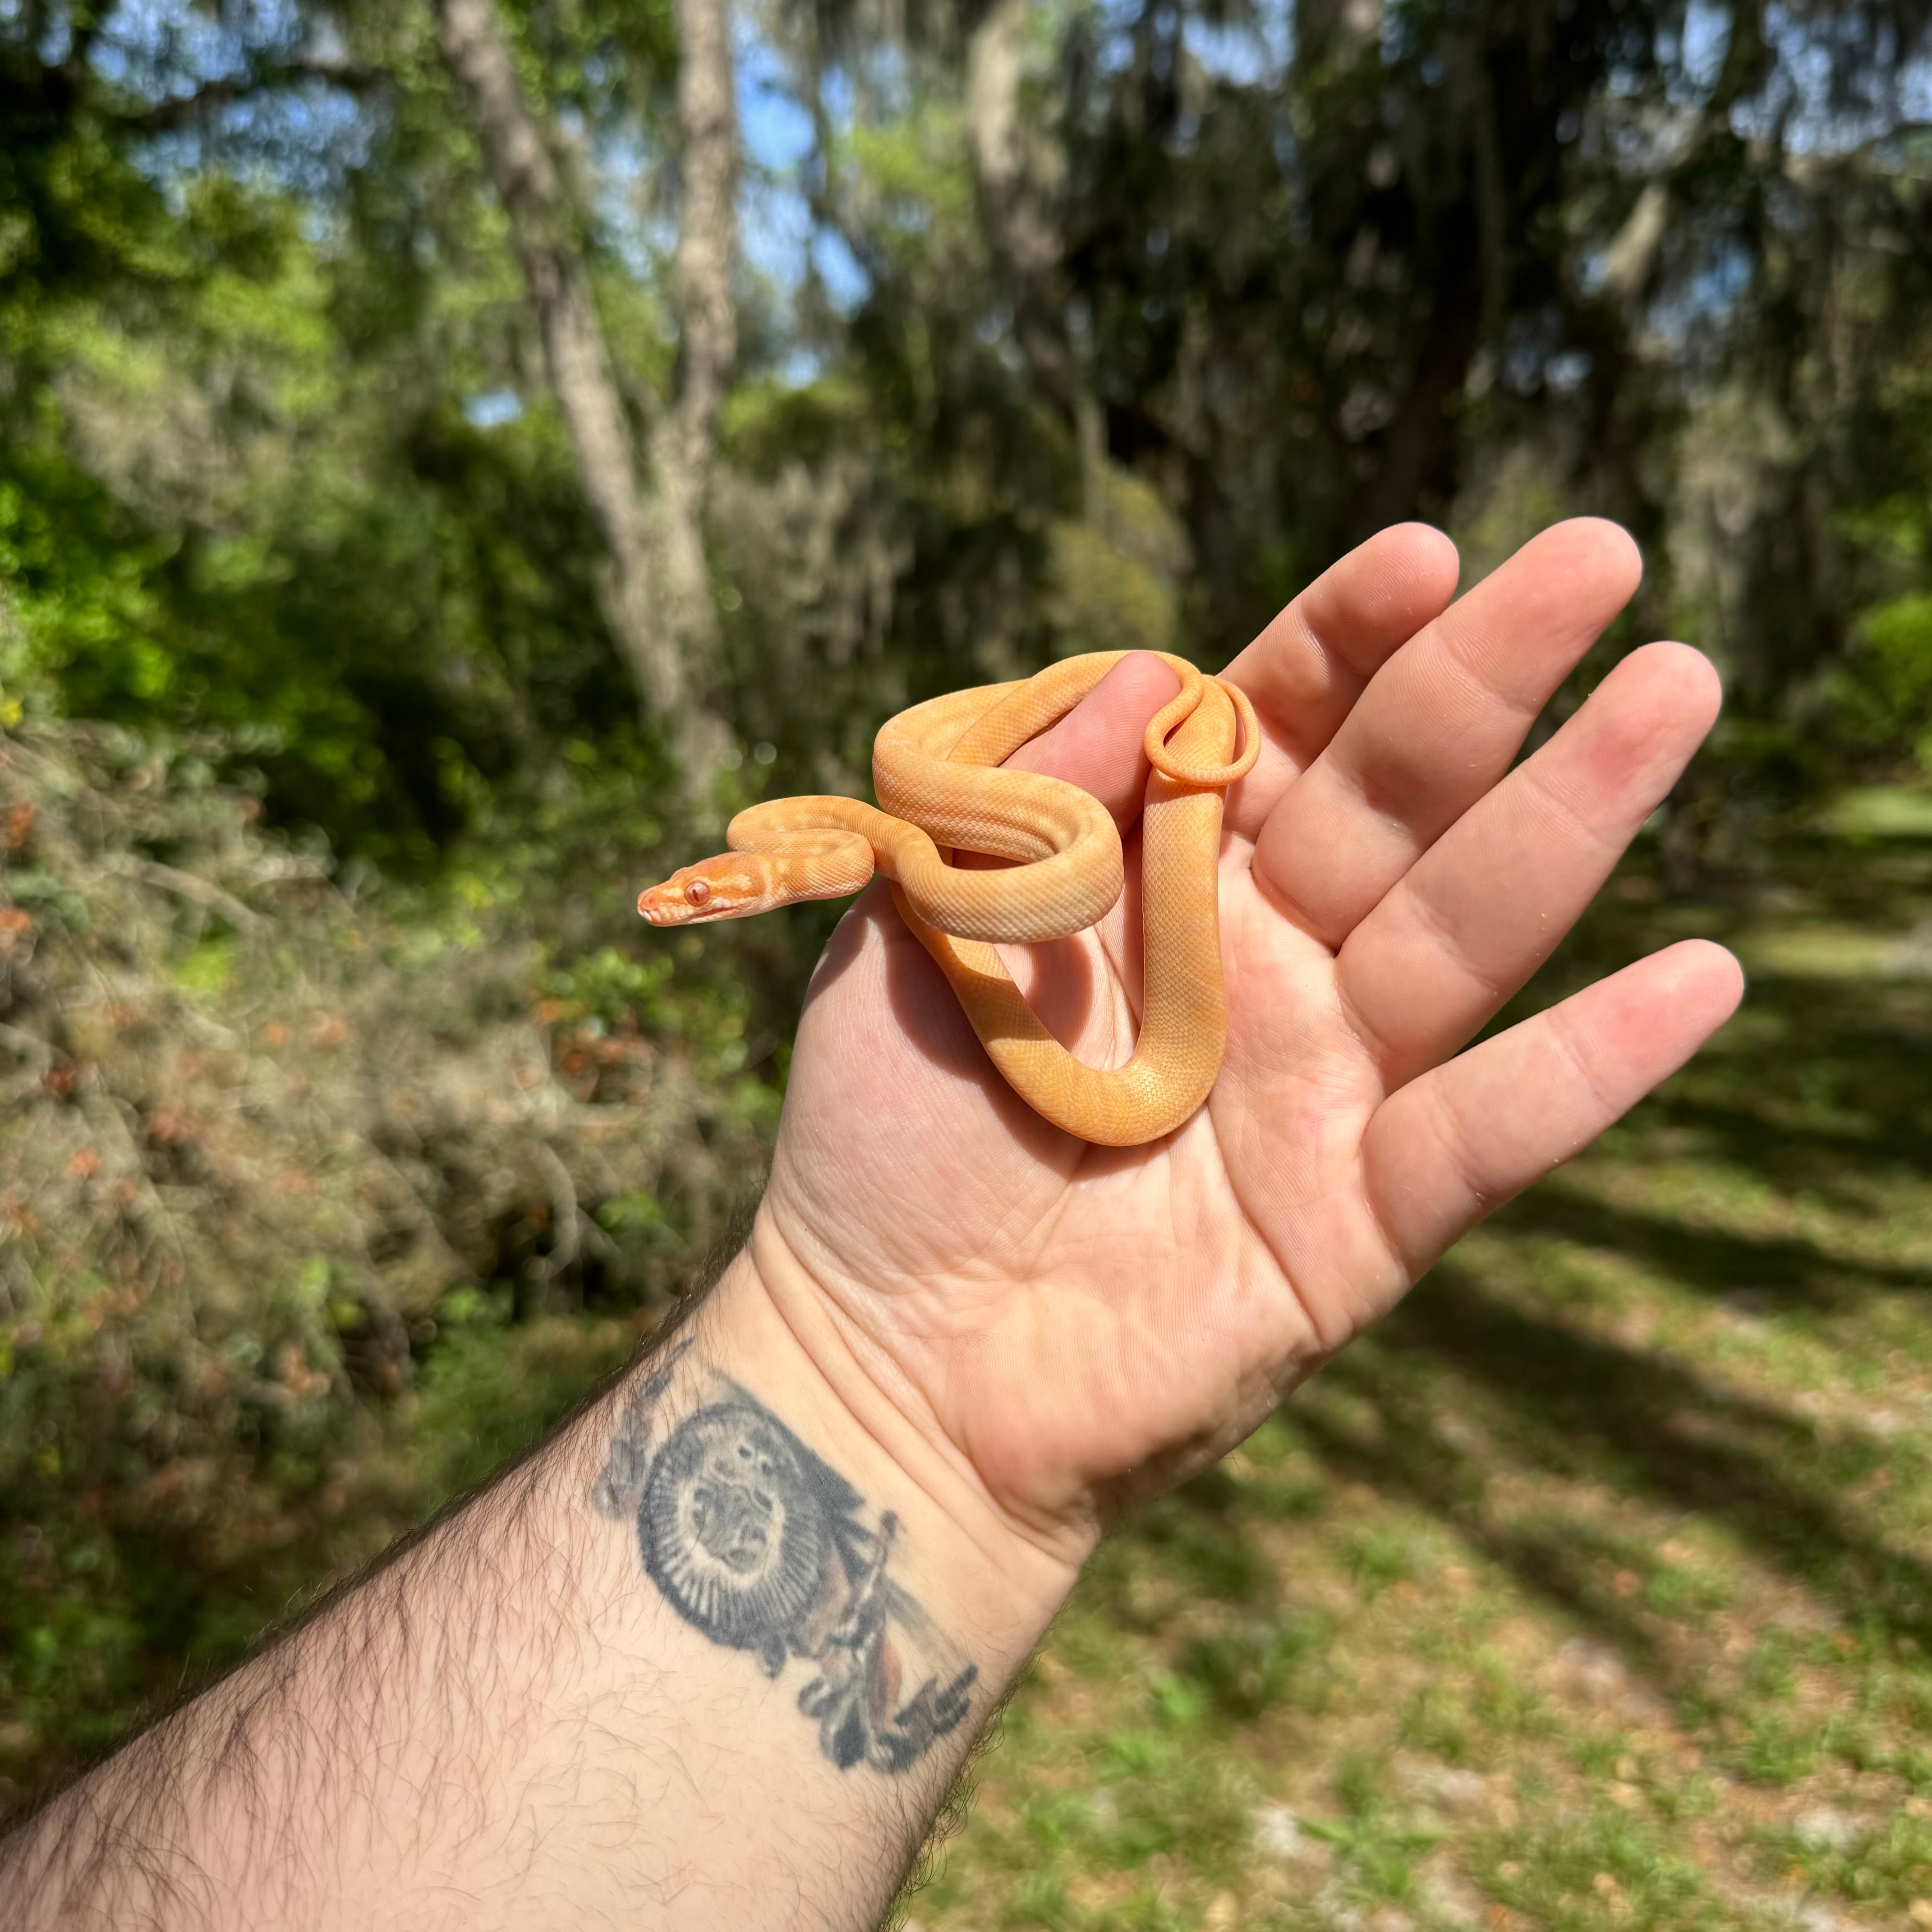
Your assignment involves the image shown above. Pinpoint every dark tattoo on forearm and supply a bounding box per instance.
[591,1339,978,1774]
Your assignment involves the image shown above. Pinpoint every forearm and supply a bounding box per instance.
[1,1242,1079,1931]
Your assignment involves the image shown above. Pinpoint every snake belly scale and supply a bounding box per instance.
[636,651,1259,1145]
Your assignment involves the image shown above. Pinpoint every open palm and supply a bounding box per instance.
[752,520,1742,1558]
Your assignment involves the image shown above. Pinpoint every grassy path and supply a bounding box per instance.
[7,808,1929,1929]
[911,821,1932,1932]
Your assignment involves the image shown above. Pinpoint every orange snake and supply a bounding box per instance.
[637,651,1259,1145]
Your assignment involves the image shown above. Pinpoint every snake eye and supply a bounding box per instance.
[684,877,712,908]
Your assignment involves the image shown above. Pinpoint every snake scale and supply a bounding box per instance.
[637,651,1259,1145]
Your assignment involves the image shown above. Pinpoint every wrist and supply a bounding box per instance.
[686,1232,1084,1683]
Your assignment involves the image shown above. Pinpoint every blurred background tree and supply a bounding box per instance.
[14,0,1932,856]
[7,0,1932,1907]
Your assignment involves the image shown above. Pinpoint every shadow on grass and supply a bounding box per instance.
[1500,1179,1932,1310]
[1293,1261,1932,1674]
[1088,1460,1283,1627]
[1607,976,1932,1217]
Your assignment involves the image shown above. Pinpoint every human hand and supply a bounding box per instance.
[734,519,1741,1578]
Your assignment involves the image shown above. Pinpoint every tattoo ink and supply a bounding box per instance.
[592,1339,978,1773]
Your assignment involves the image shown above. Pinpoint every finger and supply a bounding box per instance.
[1361,940,1744,1276]
[952,649,1178,871]
[950,648,1174,918]
[1221,523,1461,839]
[988,656,1172,1046]
[1003,651,1180,827]
[1338,643,1721,1087]
[1255,519,1642,948]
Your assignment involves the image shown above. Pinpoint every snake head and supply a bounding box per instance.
[636,857,769,925]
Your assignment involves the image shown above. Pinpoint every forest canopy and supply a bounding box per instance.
[7,0,1932,866]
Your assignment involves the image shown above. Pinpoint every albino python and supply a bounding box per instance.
[637,651,1259,1145]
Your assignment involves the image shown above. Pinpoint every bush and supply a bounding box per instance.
[0,713,775,1803]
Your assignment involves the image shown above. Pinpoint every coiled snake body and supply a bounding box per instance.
[637,651,1259,1145]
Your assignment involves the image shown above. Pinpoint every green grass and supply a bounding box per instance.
[8,799,1932,1927]
[903,813,1932,1931]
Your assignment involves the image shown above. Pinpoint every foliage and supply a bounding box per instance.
[0,707,768,1795]
[14,0,1932,848]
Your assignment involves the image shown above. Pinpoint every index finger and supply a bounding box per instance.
[999,522,1459,834]
[1221,523,1462,840]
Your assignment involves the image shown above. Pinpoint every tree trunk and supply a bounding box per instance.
[434,0,693,729]
[965,0,1069,395]
[651,0,739,724]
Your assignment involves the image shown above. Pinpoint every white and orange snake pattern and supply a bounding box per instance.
[638,652,1258,1145]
